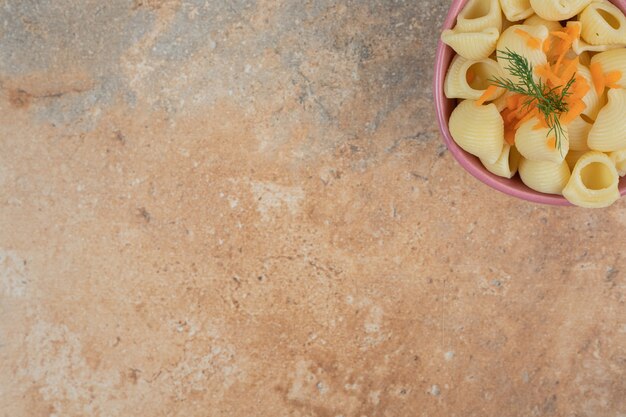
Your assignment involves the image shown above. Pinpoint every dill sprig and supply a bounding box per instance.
[489,48,575,154]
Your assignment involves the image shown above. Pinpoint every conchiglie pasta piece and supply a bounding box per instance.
[580,2,626,46]
[577,64,605,120]
[515,118,569,163]
[590,49,626,89]
[481,144,521,178]
[563,151,621,208]
[497,25,548,82]
[565,150,588,171]
[567,115,593,151]
[609,149,626,176]
[519,158,571,195]
[456,0,502,32]
[501,0,533,22]
[588,88,626,152]
[441,28,500,60]
[449,100,504,164]
[444,55,505,100]
[569,21,626,55]
[529,0,593,21]
[523,15,562,32]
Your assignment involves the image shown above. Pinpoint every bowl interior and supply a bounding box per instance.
[434,0,626,206]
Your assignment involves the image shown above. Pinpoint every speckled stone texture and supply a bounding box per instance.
[0,1,625,416]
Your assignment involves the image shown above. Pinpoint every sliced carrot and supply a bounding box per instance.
[475,85,499,106]
[590,62,605,95]
[561,101,586,124]
[547,136,556,150]
[550,31,576,72]
[535,63,550,79]
[569,79,590,102]
[504,111,517,123]
[506,95,519,110]
[550,31,569,41]
[535,65,545,76]
[501,107,518,145]
[565,23,581,42]
[527,38,542,50]
[553,53,567,75]
[542,67,564,86]
[560,57,579,84]
[543,37,551,53]
[515,29,542,50]
[507,94,526,111]
[605,70,622,88]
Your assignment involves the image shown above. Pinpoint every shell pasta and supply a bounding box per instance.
[519,159,571,194]
[587,89,626,152]
[501,0,533,23]
[590,49,626,90]
[441,0,626,207]
[567,116,592,151]
[444,55,504,100]
[566,150,588,171]
[441,28,500,60]
[579,2,626,46]
[455,0,502,32]
[609,149,626,176]
[481,144,521,178]
[529,0,593,21]
[524,15,562,32]
[497,25,548,82]
[576,63,606,120]
[515,119,569,163]
[563,152,621,207]
[449,100,504,165]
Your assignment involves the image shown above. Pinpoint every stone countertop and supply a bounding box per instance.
[1,1,625,416]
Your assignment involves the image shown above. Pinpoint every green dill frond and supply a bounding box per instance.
[489,49,576,154]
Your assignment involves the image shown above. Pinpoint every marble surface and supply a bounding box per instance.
[1,1,625,416]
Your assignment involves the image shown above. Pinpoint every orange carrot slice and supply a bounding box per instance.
[566,24,581,42]
[550,31,569,41]
[605,70,622,89]
[570,76,590,100]
[590,62,605,95]
[541,66,564,85]
[560,57,579,84]
[515,29,542,50]
[561,101,586,124]
[508,94,526,111]
[475,85,499,106]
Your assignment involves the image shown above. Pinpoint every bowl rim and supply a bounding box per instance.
[433,0,626,206]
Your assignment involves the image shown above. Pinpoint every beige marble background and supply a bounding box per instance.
[1,0,625,416]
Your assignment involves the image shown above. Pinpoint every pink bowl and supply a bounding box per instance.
[434,0,626,206]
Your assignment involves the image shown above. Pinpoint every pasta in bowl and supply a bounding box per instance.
[434,0,626,207]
